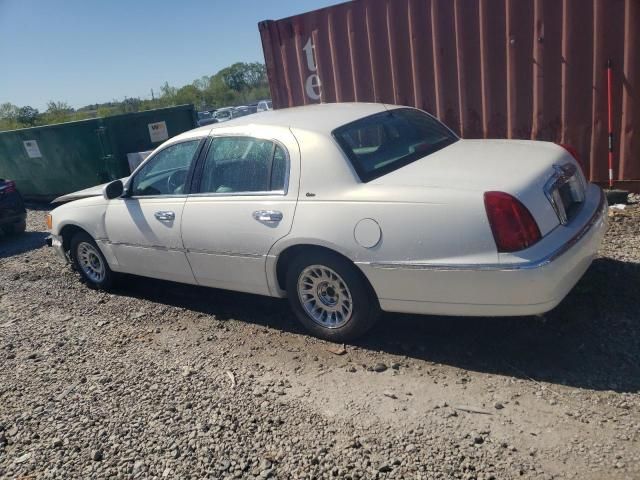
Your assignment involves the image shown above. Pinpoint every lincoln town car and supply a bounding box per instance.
[46,103,607,341]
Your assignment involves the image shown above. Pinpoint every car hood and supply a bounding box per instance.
[51,177,129,204]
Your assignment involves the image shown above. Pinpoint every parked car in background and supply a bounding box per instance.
[46,103,607,342]
[0,179,27,235]
[214,107,236,123]
[247,103,259,114]
[198,117,218,127]
[233,106,252,117]
[257,99,272,112]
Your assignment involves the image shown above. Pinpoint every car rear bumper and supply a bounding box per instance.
[0,211,26,226]
[46,234,68,262]
[0,197,26,226]
[0,191,26,224]
[358,185,607,317]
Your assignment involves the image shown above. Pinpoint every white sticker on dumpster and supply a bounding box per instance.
[148,121,169,143]
[23,140,42,158]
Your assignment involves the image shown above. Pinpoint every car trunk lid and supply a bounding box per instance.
[371,139,586,235]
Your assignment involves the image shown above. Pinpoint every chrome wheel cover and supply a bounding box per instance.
[297,265,353,329]
[77,242,105,283]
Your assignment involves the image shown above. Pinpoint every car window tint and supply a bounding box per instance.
[271,145,287,191]
[131,140,200,196]
[332,108,458,182]
[200,137,286,194]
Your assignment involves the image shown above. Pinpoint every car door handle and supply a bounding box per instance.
[253,210,283,223]
[154,211,175,221]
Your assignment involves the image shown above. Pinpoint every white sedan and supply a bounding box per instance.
[46,103,607,341]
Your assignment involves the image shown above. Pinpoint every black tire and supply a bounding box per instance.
[286,250,379,342]
[70,232,114,290]
[1,219,26,236]
[11,219,26,234]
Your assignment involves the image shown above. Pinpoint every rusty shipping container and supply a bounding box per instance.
[259,0,640,185]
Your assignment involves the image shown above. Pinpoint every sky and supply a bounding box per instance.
[0,0,342,110]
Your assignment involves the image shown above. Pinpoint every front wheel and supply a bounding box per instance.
[286,251,379,342]
[70,232,114,290]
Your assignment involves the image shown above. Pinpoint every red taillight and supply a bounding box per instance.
[0,180,16,194]
[557,143,584,173]
[484,191,542,253]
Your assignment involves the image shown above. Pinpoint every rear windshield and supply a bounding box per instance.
[332,108,458,182]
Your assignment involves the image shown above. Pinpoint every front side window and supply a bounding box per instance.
[130,140,200,196]
[199,136,287,194]
[332,108,458,182]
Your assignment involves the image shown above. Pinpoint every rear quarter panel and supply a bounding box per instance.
[269,187,500,300]
[274,185,498,265]
[269,128,500,296]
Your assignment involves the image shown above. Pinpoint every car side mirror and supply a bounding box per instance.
[103,179,124,200]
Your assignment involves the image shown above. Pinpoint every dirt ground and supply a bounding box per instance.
[0,201,638,479]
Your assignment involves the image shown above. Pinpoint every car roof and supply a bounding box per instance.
[174,102,395,141]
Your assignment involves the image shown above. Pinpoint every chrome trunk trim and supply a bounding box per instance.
[544,163,585,225]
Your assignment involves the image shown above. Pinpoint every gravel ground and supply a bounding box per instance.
[0,199,639,479]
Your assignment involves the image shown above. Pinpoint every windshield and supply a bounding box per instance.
[332,108,458,182]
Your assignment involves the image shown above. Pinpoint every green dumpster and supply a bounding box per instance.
[0,105,197,201]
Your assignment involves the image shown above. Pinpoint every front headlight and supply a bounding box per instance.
[45,213,52,230]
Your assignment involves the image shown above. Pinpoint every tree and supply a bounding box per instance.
[0,62,271,132]
[0,103,21,131]
[40,101,74,125]
[203,75,236,108]
[244,62,267,89]
[0,102,19,119]
[218,62,267,92]
[122,97,141,113]
[215,62,269,105]
[219,63,249,92]
[46,101,72,115]
[16,106,39,126]
[159,81,177,104]
[192,75,211,92]
[175,84,202,107]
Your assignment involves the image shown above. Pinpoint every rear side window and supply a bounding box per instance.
[332,108,458,182]
[199,137,288,194]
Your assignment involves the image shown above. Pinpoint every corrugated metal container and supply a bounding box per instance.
[0,105,197,200]
[259,0,640,185]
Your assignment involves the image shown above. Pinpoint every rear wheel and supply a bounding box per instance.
[70,232,114,290]
[286,250,379,342]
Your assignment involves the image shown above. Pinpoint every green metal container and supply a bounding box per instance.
[0,105,197,200]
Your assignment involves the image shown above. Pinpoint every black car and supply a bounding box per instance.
[0,179,27,235]
[197,117,219,127]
